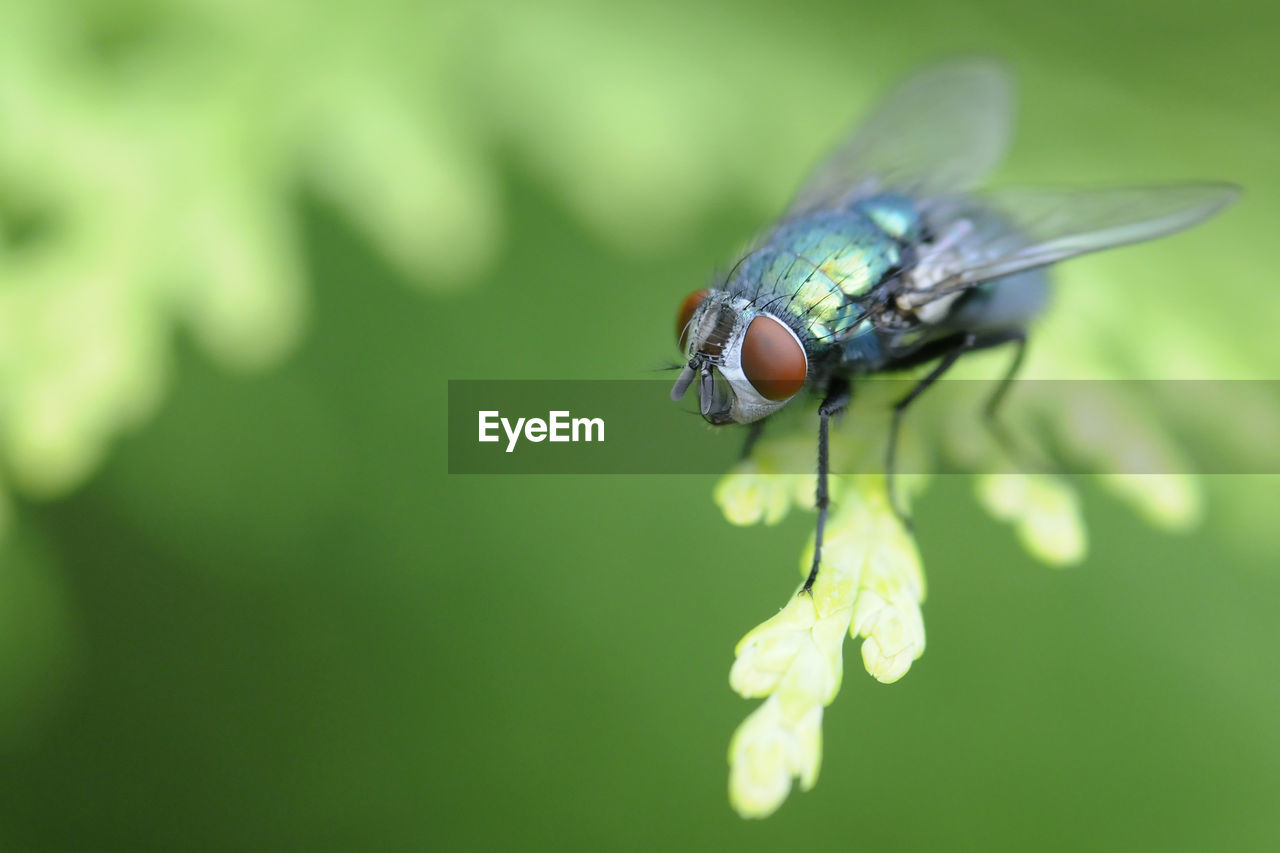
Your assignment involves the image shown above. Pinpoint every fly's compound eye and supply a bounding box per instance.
[676,289,710,349]
[741,315,807,401]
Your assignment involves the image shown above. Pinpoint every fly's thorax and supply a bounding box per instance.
[728,208,907,346]
[679,292,809,424]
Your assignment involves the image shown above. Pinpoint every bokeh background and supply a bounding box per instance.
[1,0,1278,849]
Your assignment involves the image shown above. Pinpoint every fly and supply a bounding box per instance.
[669,60,1237,594]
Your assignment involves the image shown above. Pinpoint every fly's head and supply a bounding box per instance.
[670,289,809,424]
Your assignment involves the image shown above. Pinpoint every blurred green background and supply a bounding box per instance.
[1,0,1278,850]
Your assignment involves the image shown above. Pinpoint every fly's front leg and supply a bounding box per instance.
[982,331,1033,471]
[983,332,1026,421]
[802,379,851,595]
[887,334,976,530]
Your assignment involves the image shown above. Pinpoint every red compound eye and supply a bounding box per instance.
[741,315,807,401]
[675,289,710,349]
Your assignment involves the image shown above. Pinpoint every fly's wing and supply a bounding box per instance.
[784,59,1015,218]
[905,183,1240,300]
[718,60,1013,291]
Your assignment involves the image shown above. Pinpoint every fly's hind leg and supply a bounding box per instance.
[801,379,851,595]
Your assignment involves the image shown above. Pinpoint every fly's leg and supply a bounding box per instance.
[740,419,766,460]
[982,332,1034,472]
[887,334,976,530]
[802,380,851,595]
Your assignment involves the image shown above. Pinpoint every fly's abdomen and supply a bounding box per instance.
[948,268,1051,333]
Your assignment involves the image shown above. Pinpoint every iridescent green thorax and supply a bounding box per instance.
[726,194,920,344]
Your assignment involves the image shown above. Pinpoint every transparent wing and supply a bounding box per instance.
[785,59,1015,218]
[912,183,1241,294]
